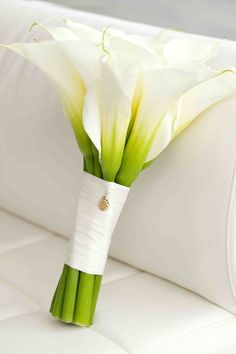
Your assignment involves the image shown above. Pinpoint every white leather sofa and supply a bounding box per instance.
[0,1,236,353]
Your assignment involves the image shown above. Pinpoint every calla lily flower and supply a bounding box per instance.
[2,22,236,185]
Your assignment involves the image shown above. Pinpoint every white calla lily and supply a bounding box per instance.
[100,58,133,179]
[26,23,147,180]
[2,22,236,184]
[173,70,236,136]
[148,70,236,161]
[118,66,215,170]
[116,68,236,185]
[1,40,103,172]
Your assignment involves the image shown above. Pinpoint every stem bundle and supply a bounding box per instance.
[50,264,102,326]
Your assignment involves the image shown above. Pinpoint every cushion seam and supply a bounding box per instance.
[102,271,144,288]
[142,317,236,354]
[0,236,51,255]
[90,327,130,354]
[0,277,44,311]
[225,159,236,306]
[0,207,67,240]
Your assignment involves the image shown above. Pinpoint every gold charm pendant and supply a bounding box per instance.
[98,195,109,211]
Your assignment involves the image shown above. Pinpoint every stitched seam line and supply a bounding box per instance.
[142,317,236,354]
[225,159,236,305]
[0,206,68,240]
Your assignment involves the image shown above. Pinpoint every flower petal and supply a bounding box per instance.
[0,41,93,156]
[145,70,236,162]
[116,66,220,185]
[31,23,103,86]
[56,40,102,86]
[163,38,220,65]
[132,66,214,134]
[83,48,142,166]
[174,70,236,135]
[66,20,102,43]
[99,58,132,180]
[82,82,101,153]
[31,23,79,40]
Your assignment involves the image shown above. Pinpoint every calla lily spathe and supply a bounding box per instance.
[2,22,236,185]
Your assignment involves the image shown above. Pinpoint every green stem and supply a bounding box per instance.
[51,264,68,318]
[84,153,94,174]
[60,267,79,323]
[91,143,103,178]
[50,267,102,327]
[74,272,95,326]
[89,275,102,323]
[49,282,59,313]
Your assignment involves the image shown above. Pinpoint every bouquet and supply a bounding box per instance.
[2,21,236,326]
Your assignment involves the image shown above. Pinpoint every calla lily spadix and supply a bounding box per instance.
[2,21,236,326]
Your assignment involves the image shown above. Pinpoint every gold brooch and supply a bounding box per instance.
[98,195,109,211]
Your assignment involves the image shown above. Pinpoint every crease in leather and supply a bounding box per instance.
[89,330,129,354]
[0,306,40,323]
[0,207,67,241]
[89,273,235,354]
[90,326,130,354]
[102,271,144,288]
[140,317,236,354]
[0,310,129,354]
[0,276,44,313]
[0,235,50,255]
[225,160,236,307]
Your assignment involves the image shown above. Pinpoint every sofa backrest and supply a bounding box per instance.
[0,0,236,314]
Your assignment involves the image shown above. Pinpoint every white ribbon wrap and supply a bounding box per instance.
[65,172,130,275]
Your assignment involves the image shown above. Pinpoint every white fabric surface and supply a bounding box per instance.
[0,0,236,319]
[94,274,236,354]
[0,312,127,354]
[0,281,39,320]
[0,210,236,354]
[0,210,51,253]
[66,172,129,274]
[152,318,236,354]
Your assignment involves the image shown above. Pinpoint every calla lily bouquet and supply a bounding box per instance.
[2,21,236,326]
